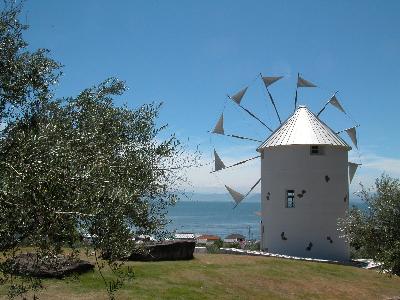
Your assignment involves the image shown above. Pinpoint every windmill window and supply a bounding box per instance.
[286,190,295,208]
[310,145,324,155]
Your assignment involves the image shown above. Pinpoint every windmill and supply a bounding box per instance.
[210,73,361,261]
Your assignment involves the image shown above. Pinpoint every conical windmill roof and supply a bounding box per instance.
[257,106,351,151]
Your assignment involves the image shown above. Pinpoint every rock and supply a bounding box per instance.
[5,253,94,278]
[128,240,195,261]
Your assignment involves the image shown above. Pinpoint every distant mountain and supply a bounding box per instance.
[178,193,260,203]
[178,192,362,205]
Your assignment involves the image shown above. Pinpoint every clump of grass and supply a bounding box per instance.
[1,254,400,299]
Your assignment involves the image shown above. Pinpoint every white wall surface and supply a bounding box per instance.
[260,145,349,261]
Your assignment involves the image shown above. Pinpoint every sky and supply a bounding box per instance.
[11,0,400,194]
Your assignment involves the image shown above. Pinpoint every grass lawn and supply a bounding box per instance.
[1,253,400,299]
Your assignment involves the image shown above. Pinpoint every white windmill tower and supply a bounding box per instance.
[211,73,360,261]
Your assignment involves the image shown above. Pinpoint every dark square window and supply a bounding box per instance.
[310,145,324,155]
[286,190,295,208]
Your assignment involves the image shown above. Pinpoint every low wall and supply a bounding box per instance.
[129,240,195,261]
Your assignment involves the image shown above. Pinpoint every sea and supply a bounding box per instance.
[166,201,260,240]
[166,198,367,240]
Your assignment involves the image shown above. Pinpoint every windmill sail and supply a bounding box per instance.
[317,92,339,117]
[238,105,273,132]
[214,150,226,171]
[230,87,248,105]
[210,112,262,142]
[225,185,245,204]
[295,74,316,110]
[262,76,283,88]
[210,155,260,173]
[297,76,317,87]
[227,83,273,132]
[349,162,361,183]
[329,95,346,113]
[233,178,261,208]
[244,178,261,198]
[261,74,283,124]
[212,113,224,135]
[345,127,358,149]
[226,134,262,143]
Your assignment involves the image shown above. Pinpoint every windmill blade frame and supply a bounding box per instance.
[210,155,260,174]
[260,73,283,124]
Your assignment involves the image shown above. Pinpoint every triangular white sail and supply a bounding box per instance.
[345,127,358,149]
[214,149,226,171]
[212,113,224,135]
[348,162,361,183]
[225,185,245,204]
[230,87,248,104]
[329,95,346,113]
[262,76,283,88]
[211,155,260,174]
[297,76,317,88]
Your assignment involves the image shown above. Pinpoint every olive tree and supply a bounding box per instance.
[339,174,400,275]
[0,1,61,122]
[0,2,197,298]
[0,79,191,253]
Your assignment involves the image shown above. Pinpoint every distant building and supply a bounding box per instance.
[223,233,246,244]
[196,234,220,245]
[174,233,196,240]
[134,234,156,242]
